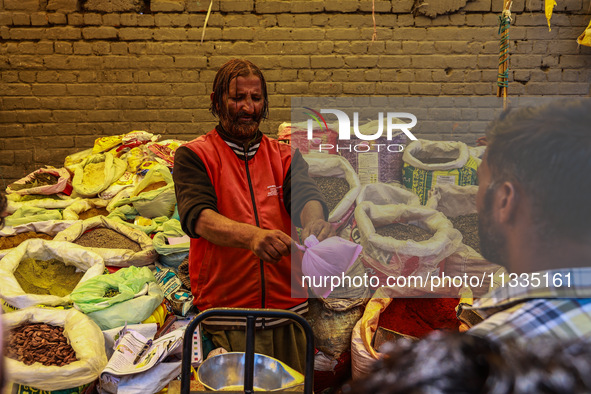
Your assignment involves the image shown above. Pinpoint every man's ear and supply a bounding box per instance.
[496,181,519,224]
[210,92,215,105]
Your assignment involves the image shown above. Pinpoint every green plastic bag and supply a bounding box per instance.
[5,206,62,227]
[107,205,168,235]
[70,266,156,313]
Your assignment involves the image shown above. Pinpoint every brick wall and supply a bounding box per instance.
[1,0,590,186]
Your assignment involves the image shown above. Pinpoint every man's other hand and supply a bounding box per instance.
[301,219,334,242]
[250,229,292,263]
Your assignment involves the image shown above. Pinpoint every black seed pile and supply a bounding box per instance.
[450,213,481,254]
[375,223,433,242]
[313,176,350,213]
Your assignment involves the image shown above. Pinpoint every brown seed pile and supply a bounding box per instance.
[450,213,481,254]
[375,223,433,242]
[139,181,168,194]
[78,207,110,220]
[0,232,54,250]
[10,172,60,191]
[313,176,350,213]
[73,227,141,252]
[14,258,84,297]
[5,323,78,366]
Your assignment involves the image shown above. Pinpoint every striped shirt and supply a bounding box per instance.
[466,268,591,341]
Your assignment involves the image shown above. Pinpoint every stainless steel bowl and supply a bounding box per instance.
[197,352,304,391]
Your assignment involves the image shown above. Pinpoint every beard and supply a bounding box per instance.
[220,109,262,140]
[478,186,509,268]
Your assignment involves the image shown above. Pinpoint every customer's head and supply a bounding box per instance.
[344,331,511,394]
[477,99,591,268]
[210,59,269,140]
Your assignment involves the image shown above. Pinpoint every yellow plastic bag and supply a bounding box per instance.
[577,17,591,47]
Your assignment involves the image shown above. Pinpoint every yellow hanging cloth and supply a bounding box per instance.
[577,18,591,47]
[545,0,557,31]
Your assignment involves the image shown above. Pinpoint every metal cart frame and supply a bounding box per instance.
[181,308,315,394]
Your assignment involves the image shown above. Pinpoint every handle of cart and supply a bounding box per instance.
[181,307,315,394]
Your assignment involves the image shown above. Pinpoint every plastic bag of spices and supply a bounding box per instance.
[72,152,127,197]
[0,238,105,311]
[6,167,73,196]
[355,201,462,282]
[108,163,176,219]
[53,216,158,267]
[2,306,108,391]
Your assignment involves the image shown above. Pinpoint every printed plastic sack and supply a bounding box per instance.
[70,266,157,313]
[7,167,72,196]
[402,139,479,204]
[307,298,364,360]
[297,235,362,298]
[64,148,93,173]
[86,282,164,330]
[0,219,78,260]
[0,239,105,310]
[5,206,62,227]
[355,201,462,280]
[72,152,126,197]
[109,164,176,219]
[304,153,361,229]
[153,219,190,268]
[578,17,591,47]
[2,307,108,391]
[61,198,109,221]
[98,171,139,200]
[356,182,420,207]
[53,216,158,267]
[146,139,186,169]
[340,119,408,185]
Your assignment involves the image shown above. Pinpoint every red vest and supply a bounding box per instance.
[183,129,307,312]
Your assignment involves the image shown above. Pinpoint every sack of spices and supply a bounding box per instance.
[53,216,158,267]
[5,194,79,216]
[2,307,108,391]
[355,201,462,281]
[402,139,479,204]
[7,167,72,196]
[0,238,105,311]
[108,163,176,219]
[0,219,78,260]
[4,206,62,227]
[304,153,361,231]
[61,198,110,221]
[72,152,126,197]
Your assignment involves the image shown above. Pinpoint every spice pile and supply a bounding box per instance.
[0,232,53,250]
[14,258,84,297]
[377,298,460,338]
[9,172,60,191]
[138,181,167,194]
[73,227,141,252]
[5,323,78,366]
[313,176,349,213]
[375,223,433,242]
[77,207,110,220]
[449,213,480,253]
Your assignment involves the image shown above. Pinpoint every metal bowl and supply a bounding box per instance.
[197,352,304,391]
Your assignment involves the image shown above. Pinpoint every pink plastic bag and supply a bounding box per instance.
[297,235,363,298]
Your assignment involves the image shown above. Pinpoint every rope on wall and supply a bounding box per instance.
[497,0,512,109]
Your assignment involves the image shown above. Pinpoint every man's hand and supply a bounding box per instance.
[301,218,334,242]
[250,228,293,263]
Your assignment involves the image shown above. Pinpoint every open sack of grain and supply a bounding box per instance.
[6,167,72,196]
[426,183,506,297]
[3,307,108,391]
[71,152,127,198]
[304,153,361,231]
[0,219,78,260]
[355,201,462,281]
[53,216,158,267]
[0,238,105,311]
[402,139,479,204]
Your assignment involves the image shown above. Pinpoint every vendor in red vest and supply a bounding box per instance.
[173,59,332,372]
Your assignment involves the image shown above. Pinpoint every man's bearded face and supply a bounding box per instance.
[220,75,264,139]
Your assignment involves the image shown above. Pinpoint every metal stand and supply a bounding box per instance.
[181,308,315,394]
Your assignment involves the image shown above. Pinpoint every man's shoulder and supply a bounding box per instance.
[183,128,220,150]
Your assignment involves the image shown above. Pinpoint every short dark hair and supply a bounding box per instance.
[485,99,591,241]
[0,191,6,230]
[209,59,269,120]
[344,331,511,394]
